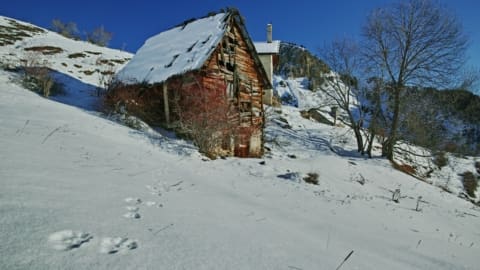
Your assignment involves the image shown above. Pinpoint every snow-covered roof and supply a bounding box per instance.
[117,13,229,84]
[254,40,280,54]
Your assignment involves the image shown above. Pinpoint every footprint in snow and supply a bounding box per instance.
[146,185,161,196]
[144,201,156,207]
[99,237,138,254]
[125,206,139,212]
[123,212,141,219]
[48,230,92,251]
[124,197,142,204]
[123,205,141,219]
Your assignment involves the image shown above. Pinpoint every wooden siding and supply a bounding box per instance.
[202,21,265,128]
[200,20,265,157]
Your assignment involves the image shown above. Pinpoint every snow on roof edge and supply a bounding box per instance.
[254,40,280,54]
[117,12,229,85]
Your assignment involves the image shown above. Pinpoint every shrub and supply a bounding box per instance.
[24,46,63,55]
[97,66,117,96]
[19,52,61,97]
[462,171,478,198]
[85,51,102,55]
[23,69,64,97]
[303,173,319,185]
[300,110,310,119]
[82,70,95,75]
[172,78,236,158]
[68,52,86,58]
[433,151,448,168]
[22,67,64,97]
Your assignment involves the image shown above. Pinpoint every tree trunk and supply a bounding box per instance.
[347,109,364,154]
[366,133,375,158]
[385,86,401,161]
[353,125,364,154]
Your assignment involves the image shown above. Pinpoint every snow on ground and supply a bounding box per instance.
[273,74,335,109]
[1,66,479,270]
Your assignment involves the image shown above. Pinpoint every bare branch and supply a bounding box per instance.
[319,38,367,154]
[362,0,469,160]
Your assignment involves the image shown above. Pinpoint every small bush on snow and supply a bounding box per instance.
[462,171,478,198]
[303,173,319,185]
[433,151,448,169]
[22,66,64,97]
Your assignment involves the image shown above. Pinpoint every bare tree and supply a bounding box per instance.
[51,19,79,39]
[319,38,366,154]
[457,66,480,94]
[363,0,468,161]
[364,77,388,158]
[87,26,113,47]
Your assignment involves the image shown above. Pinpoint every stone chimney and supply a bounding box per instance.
[267,23,272,43]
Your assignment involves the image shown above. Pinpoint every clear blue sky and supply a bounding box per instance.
[2,0,479,68]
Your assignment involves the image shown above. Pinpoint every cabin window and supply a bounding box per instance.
[227,82,235,99]
[226,62,235,72]
[240,101,251,112]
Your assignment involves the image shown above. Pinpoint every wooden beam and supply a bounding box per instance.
[163,82,170,125]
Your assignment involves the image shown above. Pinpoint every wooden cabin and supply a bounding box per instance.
[110,9,271,158]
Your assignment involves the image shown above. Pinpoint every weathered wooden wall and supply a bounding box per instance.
[201,20,266,157]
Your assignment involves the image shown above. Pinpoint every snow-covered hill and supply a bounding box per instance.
[0,15,132,87]
[0,16,479,270]
[273,75,480,201]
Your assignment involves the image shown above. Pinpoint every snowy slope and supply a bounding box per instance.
[1,66,479,269]
[273,74,480,201]
[0,16,132,87]
[273,75,330,108]
[1,15,479,270]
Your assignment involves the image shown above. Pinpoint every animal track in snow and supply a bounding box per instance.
[146,185,161,196]
[124,197,142,204]
[123,204,141,219]
[48,230,92,251]
[99,237,138,254]
[144,201,156,207]
[123,212,141,219]
[125,206,139,212]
